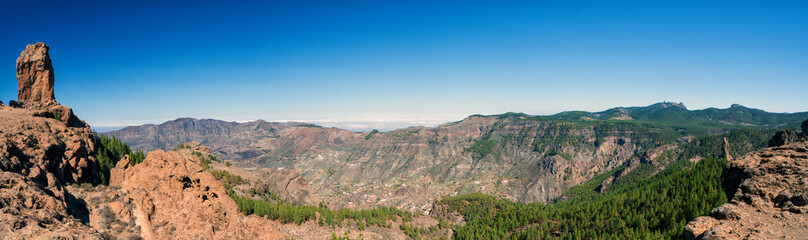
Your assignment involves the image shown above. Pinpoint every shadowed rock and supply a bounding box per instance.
[768,130,799,147]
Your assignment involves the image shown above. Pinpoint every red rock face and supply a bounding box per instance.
[16,42,55,103]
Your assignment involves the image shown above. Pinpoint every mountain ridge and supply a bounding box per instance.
[109,102,808,137]
[108,102,806,212]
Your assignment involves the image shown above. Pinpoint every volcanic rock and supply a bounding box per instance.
[109,144,283,239]
[0,172,102,240]
[684,137,808,239]
[0,102,98,186]
[0,95,101,239]
[16,42,55,104]
[0,43,103,239]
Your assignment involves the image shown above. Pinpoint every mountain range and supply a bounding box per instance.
[108,102,808,211]
[4,42,808,239]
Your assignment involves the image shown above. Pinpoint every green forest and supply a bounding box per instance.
[92,132,145,185]
[198,109,781,239]
[432,127,777,239]
[213,167,416,231]
[437,155,726,239]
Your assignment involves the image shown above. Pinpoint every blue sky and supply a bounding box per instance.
[2,0,807,131]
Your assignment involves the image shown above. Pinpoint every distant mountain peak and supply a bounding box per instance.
[651,101,687,110]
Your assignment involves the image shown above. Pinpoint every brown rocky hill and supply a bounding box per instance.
[109,118,303,161]
[684,127,808,239]
[109,107,804,212]
[1,43,102,239]
[1,43,288,240]
[105,143,283,239]
[112,116,639,212]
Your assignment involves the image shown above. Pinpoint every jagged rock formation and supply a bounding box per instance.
[109,143,284,239]
[16,42,56,104]
[684,128,808,239]
[1,43,102,239]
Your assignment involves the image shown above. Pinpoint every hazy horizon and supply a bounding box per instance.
[92,101,803,133]
[3,1,807,131]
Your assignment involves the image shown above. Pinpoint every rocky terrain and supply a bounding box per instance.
[4,42,807,239]
[684,123,808,239]
[0,42,439,239]
[0,42,102,239]
[102,142,283,239]
[0,43,285,239]
[110,105,808,212]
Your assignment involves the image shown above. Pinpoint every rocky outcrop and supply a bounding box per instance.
[721,137,733,161]
[16,42,55,104]
[1,43,101,239]
[684,132,808,239]
[0,104,98,185]
[768,130,800,147]
[0,172,102,240]
[109,144,283,239]
[802,119,808,135]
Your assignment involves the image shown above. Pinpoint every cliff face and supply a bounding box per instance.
[684,128,808,239]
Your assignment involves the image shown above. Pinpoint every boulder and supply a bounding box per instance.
[16,42,55,104]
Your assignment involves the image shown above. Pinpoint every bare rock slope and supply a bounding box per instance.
[1,43,101,239]
[109,144,284,239]
[684,126,808,239]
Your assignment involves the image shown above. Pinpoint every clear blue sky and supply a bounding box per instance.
[2,0,807,131]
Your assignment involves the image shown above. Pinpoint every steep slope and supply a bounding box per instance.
[684,129,808,239]
[427,122,808,239]
[109,104,806,212]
